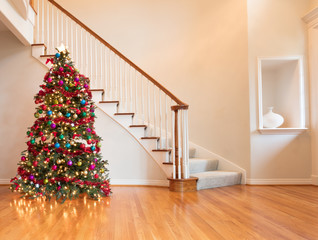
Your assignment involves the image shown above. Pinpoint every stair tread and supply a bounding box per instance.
[141,137,159,139]
[191,171,242,190]
[40,54,55,57]
[130,125,147,128]
[99,100,119,104]
[152,149,171,152]
[91,89,105,92]
[114,113,134,116]
[32,43,47,49]
[162,162,173,165]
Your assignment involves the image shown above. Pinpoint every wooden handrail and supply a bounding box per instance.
[48,0,188,107]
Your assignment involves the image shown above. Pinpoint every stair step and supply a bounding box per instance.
[141,137,159,140]
[40,54,55,57]
[162,162,173,165]
[152,149,171,152]
[91,89,105,93]
[31,43,47,49]
[191,171,242,190]
[130,125,147,128]
[189,158,219,174]
[114,113,134,116]
[100,100,119,104]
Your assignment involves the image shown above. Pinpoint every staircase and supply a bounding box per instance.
[29,0,245,191]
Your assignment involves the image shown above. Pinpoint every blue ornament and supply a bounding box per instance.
[65,113,71,118]
[65,143,71,148]
[55,53,60,58]
[80,99,86,105]
[47,110,52,116]
[54,142,60,148]
[91,146,96,151]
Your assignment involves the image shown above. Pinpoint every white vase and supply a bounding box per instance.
[263,107,284,128]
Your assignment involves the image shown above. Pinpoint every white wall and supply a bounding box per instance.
[248,0,312,182]
[0,31,47,182]
[57,0,251,175]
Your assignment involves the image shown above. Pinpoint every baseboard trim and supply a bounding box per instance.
[0,179,10,185]
[312,175,318,185]
[247,178,312,185]
[110,179,169,187]
[0,178,169,187]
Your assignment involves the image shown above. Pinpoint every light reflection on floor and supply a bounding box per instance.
[10,196,111,219]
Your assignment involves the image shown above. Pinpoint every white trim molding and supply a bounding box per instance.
[110,179,169,187]
[0,179,11,185]
[312,175,318,185]
[247,178,312,185]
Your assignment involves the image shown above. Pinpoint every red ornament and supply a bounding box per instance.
[94,174,99,179]
[92,131,96,135]
[21,156,26,161]
[41,105,47,110]
[76,109,81,114]
[41,136,46,141]
[80,144,85,149]
[52,165,57,170]
[39,131,44,136]
[33,161,38,167]
[87,139,92,144]
[66,100,71,105]
[45,158,50,163]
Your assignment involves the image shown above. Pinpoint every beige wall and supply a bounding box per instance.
[0,31,47,181]
[57,0,251,174]
[310,0,318,9]
[248,0,312,180]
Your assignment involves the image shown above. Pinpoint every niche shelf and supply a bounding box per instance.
[257,56,307,135]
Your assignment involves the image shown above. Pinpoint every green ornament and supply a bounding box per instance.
[71,127,76,131]
[77,161,82,166]
[97,142,102,148]
[38,109,43,114]
[69,83,74,87]
[27,162,32,167]
[59,134,64,139]
[34,113,39,118]
[90,112,95,117]
[76,86,81,90]
[64,86,69,91]
[87,136,91,140]
[81,112,87,117]
[30,139,35,144]
[43,179,49,184]
[48,121,52,125]
[27,131,31,135]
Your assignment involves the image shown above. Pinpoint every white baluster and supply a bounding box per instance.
[41,0,44,43]
[56,8,59,47]
[159,90,162,148]
[85,32,88,77]
[178,109,181,179]
[60,12,63,44]
[90,35,93,83]
[184,110,189,178]
[108,50,112,100]
[100,44,103,92]
[135,70,138,121]
[141,76,144,123]
[104,47,107,92]
[147,81,150,127]
[46,1,50,52]
[153,85,157,137]
[171,109,176,178]
[165,94,168,149]
[35,0,39,43]
[130,68,133,112]
[65,17,68,49]
[51,3,54,50]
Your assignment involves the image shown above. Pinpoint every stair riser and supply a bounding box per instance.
[129,128,145,139]
[91,91,103,102]
[140,139,158,151]
[113,115,133,128]
[99,103,118,116]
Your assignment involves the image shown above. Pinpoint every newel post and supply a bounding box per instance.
[168,105,197,192]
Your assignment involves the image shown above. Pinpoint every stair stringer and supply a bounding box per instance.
[189,142,247,184]
[95,105,173,179]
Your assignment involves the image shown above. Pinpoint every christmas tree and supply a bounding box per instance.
[10,46,110,201]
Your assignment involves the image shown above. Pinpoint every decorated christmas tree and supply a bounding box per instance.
[10,46,110,201]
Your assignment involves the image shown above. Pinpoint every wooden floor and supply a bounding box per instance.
[0,185,317,240]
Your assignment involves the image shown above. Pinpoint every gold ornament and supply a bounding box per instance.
[59,97,64,103]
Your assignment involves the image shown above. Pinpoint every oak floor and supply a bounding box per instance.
[0,185,317,240]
